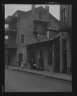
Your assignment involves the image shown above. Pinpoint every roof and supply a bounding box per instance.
[49,13,60,24]
[5,6,60,24]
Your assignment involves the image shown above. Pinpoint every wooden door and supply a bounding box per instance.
[39,49,44,69]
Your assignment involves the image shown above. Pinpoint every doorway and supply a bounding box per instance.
[30,50,36,69]
[48,46,53,66]
[38,49,44,70]
[19,53,23,67]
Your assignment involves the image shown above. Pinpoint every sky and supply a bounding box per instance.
[5,4,60,20]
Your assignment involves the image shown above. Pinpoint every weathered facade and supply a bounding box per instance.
[5,5,60,71]
[5,5,72,75]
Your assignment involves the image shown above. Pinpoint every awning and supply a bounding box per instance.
[26,32,61,48]
[5,16,17,24]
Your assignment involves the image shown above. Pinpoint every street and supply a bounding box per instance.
[5,69,72,92]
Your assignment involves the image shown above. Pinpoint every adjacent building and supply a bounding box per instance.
[59,5,72,74]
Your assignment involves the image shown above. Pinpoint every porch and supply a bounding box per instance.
[26,36,60,73]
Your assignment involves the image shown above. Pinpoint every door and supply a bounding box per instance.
[48,46,53,66]
[54,37,60,72]
[39,49,44,70]
[19,53,23,67]
[30,50,35,68]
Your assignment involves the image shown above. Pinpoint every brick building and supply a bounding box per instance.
[5,5,72,75]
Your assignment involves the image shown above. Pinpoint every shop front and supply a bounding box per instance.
[26,37,60,72]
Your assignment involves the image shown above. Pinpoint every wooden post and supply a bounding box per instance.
[60,32,63,73]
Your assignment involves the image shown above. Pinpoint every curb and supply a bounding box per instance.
[6,67,72,82]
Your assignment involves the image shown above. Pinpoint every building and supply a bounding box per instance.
[5,5,68,73]
[59,5,72,75]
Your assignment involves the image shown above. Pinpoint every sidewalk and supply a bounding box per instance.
[5,66,72,82]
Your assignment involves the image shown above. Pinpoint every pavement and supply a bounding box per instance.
[5,65,72,82]
[5,69,72,92]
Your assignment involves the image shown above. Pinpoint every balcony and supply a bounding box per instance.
[5,26,17,35]
[5,16,17,24]
[5,40,17,48]
[33,29,46,35]
[33,21,48,35]
[33,19,49,25]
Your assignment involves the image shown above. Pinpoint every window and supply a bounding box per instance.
[63,8,67,22]
[21,34,24,43]
[5,35,8,39]
[5,24,9,28]
[48,46,52,65]
[39,12,42,19]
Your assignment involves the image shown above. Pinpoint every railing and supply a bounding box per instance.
[5,26,17,32]
[33,18,49,24]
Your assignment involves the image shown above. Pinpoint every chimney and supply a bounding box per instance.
[32,4,35,16]
[45,6,49,20]
[45,6,49,13]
